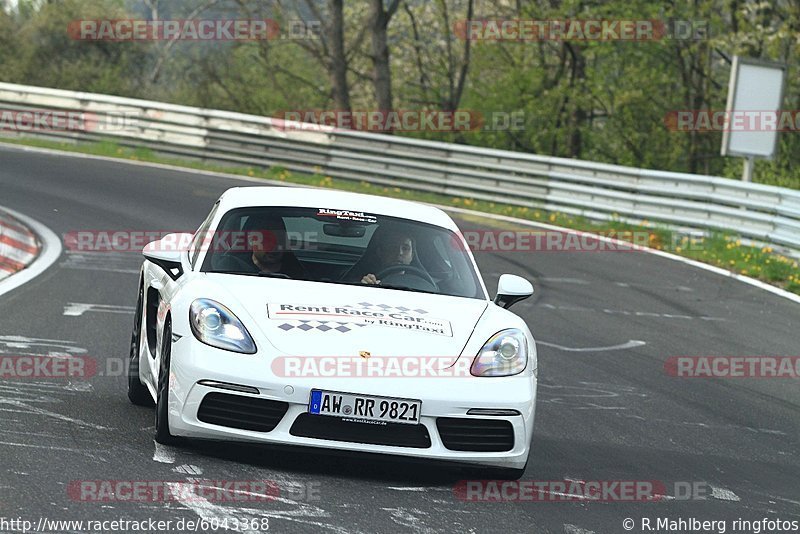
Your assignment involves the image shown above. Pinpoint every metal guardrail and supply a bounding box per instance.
[2,81,799,255]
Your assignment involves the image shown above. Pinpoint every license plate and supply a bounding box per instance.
[308,390,421,425]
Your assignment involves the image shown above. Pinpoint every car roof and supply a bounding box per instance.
[216,186,458,230]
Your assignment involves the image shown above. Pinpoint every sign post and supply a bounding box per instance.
[720,56,786,182]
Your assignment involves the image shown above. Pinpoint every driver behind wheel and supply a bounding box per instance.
[360,231,415,285]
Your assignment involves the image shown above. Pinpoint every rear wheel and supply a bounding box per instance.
[127,282,152,406]
[155,317,179,444]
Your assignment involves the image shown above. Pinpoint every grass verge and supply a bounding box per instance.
[3,136,799,296]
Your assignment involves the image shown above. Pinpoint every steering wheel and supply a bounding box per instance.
[376,264,438,289]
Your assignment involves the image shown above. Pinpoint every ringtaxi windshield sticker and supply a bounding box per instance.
[267,302,452,337]
[317,208,378,223]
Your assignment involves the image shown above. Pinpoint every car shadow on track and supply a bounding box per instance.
[182,439,488,485]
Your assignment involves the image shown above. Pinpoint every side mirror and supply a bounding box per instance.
[494,274,533,309]
[143,233,192,281]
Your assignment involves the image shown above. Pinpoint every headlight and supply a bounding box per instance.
[189,299,256,354]
[471,329,527,377]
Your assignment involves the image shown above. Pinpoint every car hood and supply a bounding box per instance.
[207,275,488,363]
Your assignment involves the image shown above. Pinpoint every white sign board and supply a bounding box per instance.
[721,56,785,159]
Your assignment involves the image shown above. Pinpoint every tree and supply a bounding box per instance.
[368,0,401,114]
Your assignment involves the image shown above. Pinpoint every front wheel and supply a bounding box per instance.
[155,317,179,444]
[127,282,152,406]
[475,455,528,480]
[480,466,527,480]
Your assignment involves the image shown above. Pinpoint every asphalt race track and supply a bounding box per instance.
[0,143,798,534]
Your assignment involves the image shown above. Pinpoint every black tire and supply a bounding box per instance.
[481,465,527,481]
[155,317,179,444]
[476,454,529,480]
[127,282,153,406]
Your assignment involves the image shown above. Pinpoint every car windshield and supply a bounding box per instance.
[199,206,485,299]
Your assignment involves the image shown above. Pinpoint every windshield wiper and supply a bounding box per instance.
[256,272,291,279]
[363,283,438,295]
[320,279,438,294]
[210,270,291,279]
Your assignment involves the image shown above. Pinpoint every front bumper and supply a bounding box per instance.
[167,338,537,470]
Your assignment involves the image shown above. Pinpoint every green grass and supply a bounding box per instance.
[3,135,800,296]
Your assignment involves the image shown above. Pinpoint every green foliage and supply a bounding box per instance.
[3,0,148,94]
[0,0,798,187]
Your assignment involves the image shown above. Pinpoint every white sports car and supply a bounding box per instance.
[128,187,537,478]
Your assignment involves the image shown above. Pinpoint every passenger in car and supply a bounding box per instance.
[246,215,307,278]
[214,214,307,279]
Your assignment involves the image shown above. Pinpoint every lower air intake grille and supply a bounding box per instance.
[197,392,288,432]
[290,414,431,448]
[436,417,515,452]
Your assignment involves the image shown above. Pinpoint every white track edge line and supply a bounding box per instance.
[0,141,290,186]
[2,141,799,306]
[441,205,800,306]
[0,206,62,298]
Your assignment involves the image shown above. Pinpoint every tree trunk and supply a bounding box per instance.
[369,0,400,119]
[328,0,351,111]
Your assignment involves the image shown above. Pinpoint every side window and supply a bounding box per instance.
[190,202,220,268]
[431,235,453,268]
[431,234,477,297]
